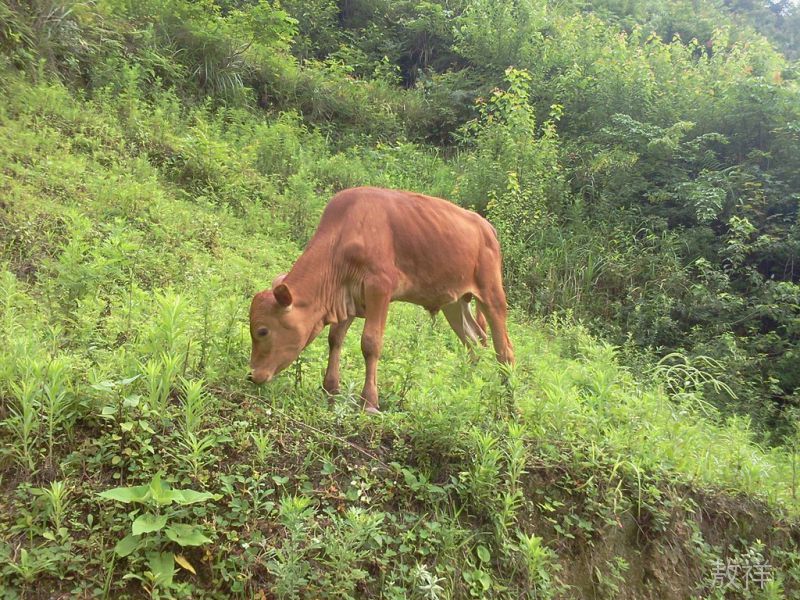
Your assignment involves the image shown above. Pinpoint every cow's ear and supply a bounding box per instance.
[271,273,287,289]
[274,283,293,308]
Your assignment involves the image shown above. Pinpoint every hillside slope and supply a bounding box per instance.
[1,67,799,598]
[3,0,800,596]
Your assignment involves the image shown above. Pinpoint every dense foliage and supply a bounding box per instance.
[274,0,800,436]
[1,0,800,597]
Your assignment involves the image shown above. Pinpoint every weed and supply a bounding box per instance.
[516,531,558,598]
[173,431,219,479]
[460,430,502,516]
[178,377,210,435]
[3,547,59,586]
[414,562,445,600]
[6,377,41,473]
[42,357,73,467]
[250,428,274,464]
[33,479,71,539]
[267,494,316,599]
[141,352,182,420]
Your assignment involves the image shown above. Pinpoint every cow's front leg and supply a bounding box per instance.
[323,317,354,395]
[360,279,392,414]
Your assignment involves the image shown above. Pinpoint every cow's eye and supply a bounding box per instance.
[257,327,269,337]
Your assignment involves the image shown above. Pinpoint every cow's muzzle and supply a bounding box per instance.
[248,370,272,385]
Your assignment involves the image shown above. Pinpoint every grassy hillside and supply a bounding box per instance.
[2,0,800,598]
[1,69,799,598]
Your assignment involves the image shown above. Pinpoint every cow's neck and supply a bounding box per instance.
[284,237,347,330]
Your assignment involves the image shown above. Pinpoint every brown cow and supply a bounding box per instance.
[248,186,514,413]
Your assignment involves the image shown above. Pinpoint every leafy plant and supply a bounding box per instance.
[413,562,445,600]
[42,357,74,466]
[267,494,316,599]
[516,531,558,598]
[97,472,220,594]
[5,377,40,473]
[141,352,182,420]
[33,479,71,540]
[250,428,274,464]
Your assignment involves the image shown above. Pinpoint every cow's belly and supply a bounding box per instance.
[342,271,473,317]
[392,273,472,310]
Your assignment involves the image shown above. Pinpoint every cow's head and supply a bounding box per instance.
[248,274,307,384]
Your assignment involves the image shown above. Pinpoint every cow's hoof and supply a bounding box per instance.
[364,406,381,415]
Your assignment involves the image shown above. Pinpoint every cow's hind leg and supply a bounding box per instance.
[476,284,515,366]
[323,316,354,395]
[360,276,393,413]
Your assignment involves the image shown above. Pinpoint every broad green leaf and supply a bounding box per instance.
[477,544,491,563]
[171,489,220,505]
[98,484,150,504]
[402,469,418,487]
[165,524,212,546]
[123,394,141,408]
[132,513,168,536]
[115,534,142,557]
[148,473,178,505]
[476,570,492,591]
[146,551,175,588]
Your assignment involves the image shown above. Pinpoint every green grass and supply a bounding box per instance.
[1,73,799,598]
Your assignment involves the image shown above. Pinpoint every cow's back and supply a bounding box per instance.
[318,187,498,310]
